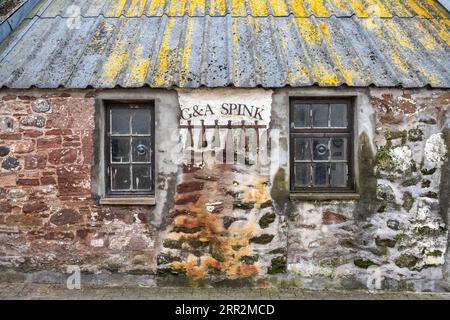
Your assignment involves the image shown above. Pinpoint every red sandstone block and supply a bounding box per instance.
[175,194,201,205]
[57,165,90,196]
[18,96,36,101]
[17,179,40,186]
[22,201,48,214]
[49,208,81,225]
[63,135,80,142]
[42,171,56,176]
[43,231,74,241]
[40,176,57,185]
[36,136,62,149]
[22,129,43,138]
[0,133,22,140]
[62,142,82,147]
[0,201,12,213]
[76,228,95,239]
[20,215,43,227]
[177,181,204,193]
[24,154,47,170]
[2,95,16,101]
[48,148,78,165]
[45,129,72,136]
[322,211,348,225]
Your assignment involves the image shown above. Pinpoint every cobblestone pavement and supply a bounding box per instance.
[0,283,449,300]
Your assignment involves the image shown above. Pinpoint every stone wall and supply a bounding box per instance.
[0,91,158,283]
[0,88,448,290]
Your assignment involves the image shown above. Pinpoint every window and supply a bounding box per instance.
[105,102,154,197]
[290,99,354,192]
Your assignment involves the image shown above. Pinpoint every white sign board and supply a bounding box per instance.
[177,88,273,125]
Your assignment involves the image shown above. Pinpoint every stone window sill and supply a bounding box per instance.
[99,197,156,206]
[289,193,360,201]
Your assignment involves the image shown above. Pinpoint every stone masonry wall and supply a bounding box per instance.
[283,88,449,291]
[0,88,448,290]
[0,91,157,283]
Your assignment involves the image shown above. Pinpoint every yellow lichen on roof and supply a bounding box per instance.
[405,0,433,17]
[2,0,450,89]
[187,0,206,16]
[232,0,247,16]
[348,0,369,16]
[126,44,151,86]
[209,0,226,15]
[319,21,357,86]
[153,18,177,87]
[105,0,127,16]
[307,0,329,16]
[125,0,147,16]
[167,0,186,15]
[147,0,166,15]
[365,0,391,17]
[248,0,268,16]
[90,0,449,17]
[179,18,194,87]
[295,18,320,44]
[268,0,289,15]
[103,21,130,83]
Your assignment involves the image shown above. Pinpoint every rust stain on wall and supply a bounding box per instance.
[159,162,274,282]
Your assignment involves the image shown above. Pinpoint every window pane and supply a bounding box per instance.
[132,109,151,134]
[295,163,310,187]
[111,137,130,163]
[331,163,347,187]
[312,104,329,127]
[111,109,130,134]
[294,138,311,161]
[313,163,329,186]
[111,165,131,190]
[313,138,330,160]
[330,104,348,127]
[133,165,152,190]
[330,138,347,160]
[132,138,152,162]
[293,104,310,128]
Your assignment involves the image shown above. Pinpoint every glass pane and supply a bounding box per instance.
[295,163,310,187]
[111,165,131,190]
[330,104,348,127]
[313,163,329,186]
[111,109,130,134]
[132,108,151,134]
[331,138,347,160]
[331,163,347,187]
[293,104,310,128]
[294,138,311,161]
[133,165,152,190]
[111,137,130,163]
[312,104,329,127]
[132,138,152,162]
[313,138,330,160]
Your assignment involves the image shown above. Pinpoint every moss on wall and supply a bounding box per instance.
[355,132,378,220]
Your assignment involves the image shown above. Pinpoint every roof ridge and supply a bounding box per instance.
[23,13,450,20]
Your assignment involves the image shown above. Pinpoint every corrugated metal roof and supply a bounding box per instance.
[0,0,449,89]
[27,0,450,18]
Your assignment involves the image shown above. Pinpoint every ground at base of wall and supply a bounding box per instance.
[0,283,449,300]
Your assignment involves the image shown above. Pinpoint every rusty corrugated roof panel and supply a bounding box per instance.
[0,0,449,89]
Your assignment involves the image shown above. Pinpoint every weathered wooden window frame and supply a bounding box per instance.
[289,98,355,193]
[104,101,155,198]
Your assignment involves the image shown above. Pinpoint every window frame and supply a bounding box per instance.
[289,98,355,193]
[104,101,155,198]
